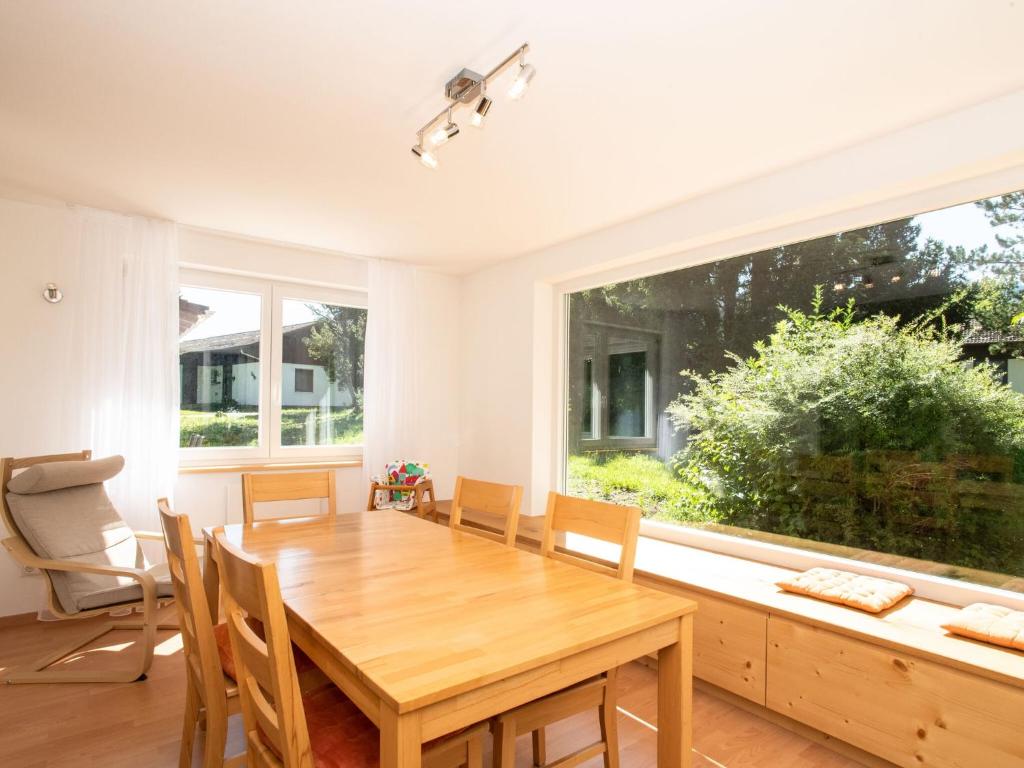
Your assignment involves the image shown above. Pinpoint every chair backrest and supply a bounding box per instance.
[158,501,229,721]
[449,476,523,547]
[241,471,337,525]
[1,451,145,615]
[215,531,313,768]
[540,492,641,582]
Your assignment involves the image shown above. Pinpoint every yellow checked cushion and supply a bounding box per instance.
[777,567,913,613]
[941,603,1024,651]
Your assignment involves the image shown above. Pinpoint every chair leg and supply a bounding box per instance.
[202,705,229,768]
[531,728,547,768]
[493,716,518,768]
[599,669,620,768]
[180,678,201,767]
[3,619,160,684]
[466,733,484,768]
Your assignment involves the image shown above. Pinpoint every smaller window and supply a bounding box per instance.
[294,368,314,393]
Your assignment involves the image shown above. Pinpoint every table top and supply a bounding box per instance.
[215,510,695,712]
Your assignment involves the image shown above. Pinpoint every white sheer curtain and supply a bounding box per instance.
[363,259,424,481]
[64,207,180,531]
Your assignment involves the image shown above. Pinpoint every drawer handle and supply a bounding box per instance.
[892,658,909,673]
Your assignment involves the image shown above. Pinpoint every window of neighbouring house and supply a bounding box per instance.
[178,272,366,462]
[565,189,1024,594]
[294,368,314,393]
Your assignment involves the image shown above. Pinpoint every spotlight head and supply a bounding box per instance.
[471,95,493,128]
[508,63,536,100]
[429,121,460,147]
[411,144,438,169]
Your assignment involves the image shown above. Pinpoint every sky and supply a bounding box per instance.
[179,289,322,342]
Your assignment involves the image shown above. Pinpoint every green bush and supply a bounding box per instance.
[666,290,1024,574]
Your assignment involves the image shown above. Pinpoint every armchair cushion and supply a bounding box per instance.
[5,471,154,614]
[7,455,125,494]
[76,566,175,610]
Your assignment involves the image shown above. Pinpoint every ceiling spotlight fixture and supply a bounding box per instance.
[411,139,438,169]
[508,59,536,101]
[411,42,533,168]
[471,83,493,128]
[429,108,460,146]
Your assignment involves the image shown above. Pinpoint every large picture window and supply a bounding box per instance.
[565,190,1024,593]
[178,271,366,463]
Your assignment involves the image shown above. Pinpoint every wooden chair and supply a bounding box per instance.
[449,476,523,547]
[242,471,336,525]
[0,450,178,684]
[159,500,244,768]
[366,477,438,522]
[214,531,487,768]
[493,492,641,768]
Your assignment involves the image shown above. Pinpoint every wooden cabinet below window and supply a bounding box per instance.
[766,616,1024,768]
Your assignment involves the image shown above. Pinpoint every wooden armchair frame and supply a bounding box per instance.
[0,450,178,684]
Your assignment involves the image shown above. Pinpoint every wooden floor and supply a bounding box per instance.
[0,610,861,768]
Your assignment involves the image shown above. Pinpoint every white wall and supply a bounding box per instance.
[0,201,462,616]
[458,89,1024,517]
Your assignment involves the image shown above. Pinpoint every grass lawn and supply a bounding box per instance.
[180,406,363,447]
[566,452,717,525]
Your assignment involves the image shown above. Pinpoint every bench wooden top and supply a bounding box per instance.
[216,510,696,711]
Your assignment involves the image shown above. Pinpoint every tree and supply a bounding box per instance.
[302,305,367,394]
[666,290,1024,574]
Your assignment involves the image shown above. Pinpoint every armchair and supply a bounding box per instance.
[0,450,177,684]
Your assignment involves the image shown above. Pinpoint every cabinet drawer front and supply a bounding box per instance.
[664,586,766,704]
[767,616,1024,768]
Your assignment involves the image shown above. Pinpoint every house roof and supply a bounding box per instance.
[179,321,316,354]
[178,297,212,336]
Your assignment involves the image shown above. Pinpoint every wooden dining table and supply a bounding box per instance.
[202,510,697,768]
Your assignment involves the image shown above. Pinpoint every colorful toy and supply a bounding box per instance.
[371,460,430,511]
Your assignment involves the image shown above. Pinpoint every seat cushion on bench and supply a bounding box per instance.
[777,567,912,613]
[942,603,1024,651]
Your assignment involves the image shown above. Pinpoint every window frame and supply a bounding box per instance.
[178,269,367,467]
[552,186,1024,611]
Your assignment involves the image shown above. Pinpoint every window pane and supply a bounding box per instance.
[566,189,1024,594]
[178,286,261,448]
[279,299,366,447]
[608,350,647,437]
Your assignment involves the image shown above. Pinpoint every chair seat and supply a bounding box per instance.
[262,685,475,768]
[75,571,175,611]
[212,621,316,681]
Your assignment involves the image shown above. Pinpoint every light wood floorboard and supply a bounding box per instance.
[0,610,862,768]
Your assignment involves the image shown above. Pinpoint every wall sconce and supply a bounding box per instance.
[42,283,63,304]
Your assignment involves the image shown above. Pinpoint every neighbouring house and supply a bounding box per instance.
[179,322,356,409]
[961,327,1024,393]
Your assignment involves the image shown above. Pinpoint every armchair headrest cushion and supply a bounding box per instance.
[7,455,125,494]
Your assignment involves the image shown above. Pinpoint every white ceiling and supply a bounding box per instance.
[1,1,1023,272]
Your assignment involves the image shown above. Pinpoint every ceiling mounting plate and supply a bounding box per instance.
[445,68,484,103]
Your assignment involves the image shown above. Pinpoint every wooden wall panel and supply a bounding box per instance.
[766,616,1024,768]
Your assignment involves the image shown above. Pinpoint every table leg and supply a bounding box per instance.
[202,533,220,624]
[658,614,693,768]
[380,705,422,768]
